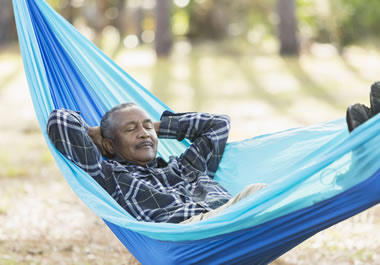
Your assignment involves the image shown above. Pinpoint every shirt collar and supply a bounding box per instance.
[113,156,167,168]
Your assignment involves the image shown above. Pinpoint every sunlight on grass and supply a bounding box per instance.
[0,154,8,165]
[0,202,9,216]
[344,46,380,81]
[0,54,23,92]
[5,167,27,179]
[0,258,17,265]
[0,155,25,179]
[40,149,54,165]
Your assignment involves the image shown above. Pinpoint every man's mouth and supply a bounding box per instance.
[136,141,154,149]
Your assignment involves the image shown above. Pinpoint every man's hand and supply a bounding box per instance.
[88,126,113,158]
[154,122,161,135]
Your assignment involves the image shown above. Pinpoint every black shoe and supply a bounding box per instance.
[370,81,380,116]
[346,103,372,132]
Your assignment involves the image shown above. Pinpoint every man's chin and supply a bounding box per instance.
[135,152,156,164]
[135,158,155,166]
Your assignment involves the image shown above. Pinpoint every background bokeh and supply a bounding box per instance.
[1,0,380,264]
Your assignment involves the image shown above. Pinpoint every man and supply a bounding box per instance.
[47,82,380,223]
[47,103,265,223]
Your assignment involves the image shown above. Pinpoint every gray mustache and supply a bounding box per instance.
[136,141,154,149]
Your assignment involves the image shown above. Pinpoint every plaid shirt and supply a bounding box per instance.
[47,109,232,223]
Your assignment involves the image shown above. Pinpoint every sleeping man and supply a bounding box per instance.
[47,103,266,223]
[46,82,380,223]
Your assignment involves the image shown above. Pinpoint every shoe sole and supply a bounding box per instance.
[370,81,380,115]
[346,104,372,132]
[346,105,354,132]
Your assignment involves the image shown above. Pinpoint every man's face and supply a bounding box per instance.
[111,106,158,166]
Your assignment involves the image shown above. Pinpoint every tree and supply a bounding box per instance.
[82,0,108,47]
[110,0,127,41]
[59,0,74,24]
[155,0,173,57]
[0,0,13,46]
[276,0,299,55]
[186,1,229,40]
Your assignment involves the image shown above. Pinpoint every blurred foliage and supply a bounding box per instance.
[335,0,380,46]
[297,0,380,48]
[3,0,380,51]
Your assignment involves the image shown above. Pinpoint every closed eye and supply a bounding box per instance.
[143,121,153,130]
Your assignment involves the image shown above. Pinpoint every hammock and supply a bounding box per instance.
[13,0,380,264]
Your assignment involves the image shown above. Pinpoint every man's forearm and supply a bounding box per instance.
[157,111,231,175]
[158,111,230,142]
[46,109,104,182]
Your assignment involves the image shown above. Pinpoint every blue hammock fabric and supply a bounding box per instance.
[13,0,380,264]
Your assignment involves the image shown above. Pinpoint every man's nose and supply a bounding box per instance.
[137,127,149,138]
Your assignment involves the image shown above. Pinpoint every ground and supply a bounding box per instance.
[0,43,380,264]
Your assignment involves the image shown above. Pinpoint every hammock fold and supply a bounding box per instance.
[13,0,380,264]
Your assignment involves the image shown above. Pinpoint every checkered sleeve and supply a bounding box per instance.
[158,111,231,177]
[46,109,105,185]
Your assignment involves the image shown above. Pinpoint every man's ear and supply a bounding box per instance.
[103,139,115,156]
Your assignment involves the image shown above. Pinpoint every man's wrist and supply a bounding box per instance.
[88,126,100,137]
[158,115,181,140]
[154,122,161,135]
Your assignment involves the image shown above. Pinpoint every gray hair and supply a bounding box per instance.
[100,102,137,140]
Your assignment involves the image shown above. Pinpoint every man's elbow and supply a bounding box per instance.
[46,109,60,141]
[218,114,231,131]
[46,109,79,142]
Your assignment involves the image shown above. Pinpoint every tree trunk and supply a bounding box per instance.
[61,0,74,24]
[136,7,144,43]
[0,0,12,46]
[111,0,127,39]
[276,0,299,56]
[207,3,228,40]
[82,0,109,47]
[155,0,172,57]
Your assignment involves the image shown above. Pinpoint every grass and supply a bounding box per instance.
[39,150,54,165]
[0,258,18,265]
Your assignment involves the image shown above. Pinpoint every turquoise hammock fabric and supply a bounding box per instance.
[13,0,380,264]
